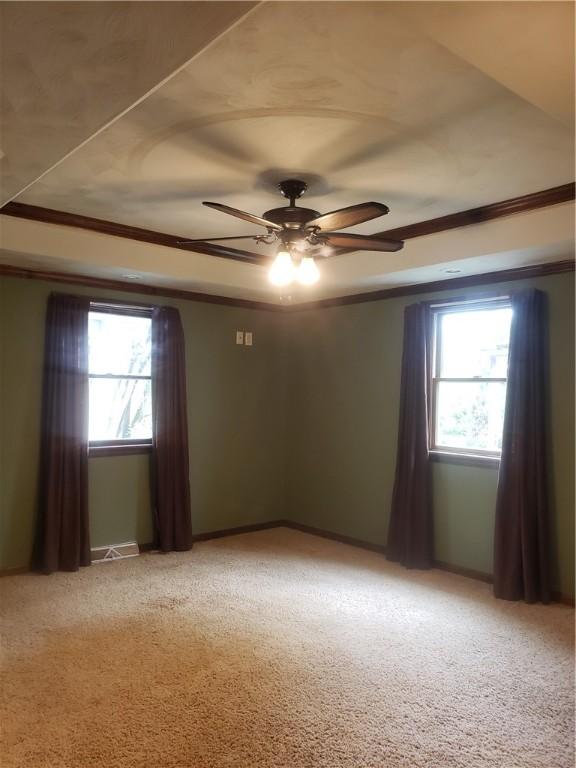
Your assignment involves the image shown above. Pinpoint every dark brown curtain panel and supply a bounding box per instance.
[386,302,433,569]
[493,289,550,603]
[151,306,193,552]
[386,304,434,568]
[34,294,90,574]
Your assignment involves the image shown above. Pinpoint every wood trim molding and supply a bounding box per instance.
[190,520,284,543]
[3,185,573,260]
[2,519,573,604]
[429,450,500,469]
[89,443,152,458]
[0,201,267,265]
[289,259,575,311]
[0,263,283,311]
[280,522,574,605]
[434,559,493,585]
[1,185,573,310]
[1,259,573,314]
[346,182,576,248]
[142,521,300,549]
[0,521,285,577]
[282,520,386,554]
[0,565,29,578]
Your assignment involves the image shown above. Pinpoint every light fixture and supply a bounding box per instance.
[293,239,309,253]
[122,274,141,280]
[443,268,462,274]
[296,257,320,285]
[268,249,295,286]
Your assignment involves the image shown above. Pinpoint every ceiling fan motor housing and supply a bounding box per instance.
[263,205,320,230]
[263,179,320,230]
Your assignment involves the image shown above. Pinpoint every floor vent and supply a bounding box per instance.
[91,542,140,563]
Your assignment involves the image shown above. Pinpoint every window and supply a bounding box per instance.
[88,303,152,455]
[429,298,513,463]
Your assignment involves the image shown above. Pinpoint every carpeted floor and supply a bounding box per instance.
[1,528,574,768]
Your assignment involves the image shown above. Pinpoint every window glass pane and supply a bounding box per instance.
[88,312,151,376]
[435,381,506,452]
[439,307,512,378]
[89,378,152,441]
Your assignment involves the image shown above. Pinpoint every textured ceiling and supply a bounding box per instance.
[0,1,256,204]
[1,1,574,302]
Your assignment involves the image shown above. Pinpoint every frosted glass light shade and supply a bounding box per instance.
[269,250,295,286]
[296,257,320,285]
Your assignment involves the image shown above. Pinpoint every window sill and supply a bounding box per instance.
[89,443,152,458]
[429,450,500,469]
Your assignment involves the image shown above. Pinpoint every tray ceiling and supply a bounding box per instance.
[1,1,574,302]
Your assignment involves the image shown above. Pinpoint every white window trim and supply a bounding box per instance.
[428,295,511,466]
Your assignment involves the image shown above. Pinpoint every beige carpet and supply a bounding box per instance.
[1,528,574,768]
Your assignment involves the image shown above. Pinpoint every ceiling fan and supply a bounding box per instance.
[179,179,404,286]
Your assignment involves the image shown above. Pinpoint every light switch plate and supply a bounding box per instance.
[245,332,253,346]
[236,331,244,345]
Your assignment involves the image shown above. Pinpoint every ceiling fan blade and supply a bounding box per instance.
[177,240,267,265]
[306,202,389,231]
[323,232,404,252]
[203,202,282,231]
[177,235,261,243]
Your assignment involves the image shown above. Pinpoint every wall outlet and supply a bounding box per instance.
[245,332,253,346]
[236,331,244,345]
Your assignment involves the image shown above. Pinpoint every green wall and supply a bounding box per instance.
[285,272,575,597]
[0,270,574,598]
[0,276,288,569]
[89,456,153,548]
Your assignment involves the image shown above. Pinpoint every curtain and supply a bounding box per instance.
[151,306,193,552]
[493,289,550,603]
[34,294,90,573]
[386,302,433,568]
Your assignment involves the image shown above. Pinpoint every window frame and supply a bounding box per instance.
[427,294,512,468]
[88,300,154,458]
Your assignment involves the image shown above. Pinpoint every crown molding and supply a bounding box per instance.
[1,183,573,310]
[288,259,575,311]
[359,182,575,247]
[0,202,266,264]
[0,263,283,311]
[0,259,573,313]
[1,182,573,261]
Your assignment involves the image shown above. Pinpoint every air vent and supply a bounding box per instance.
[91,541,140,563]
